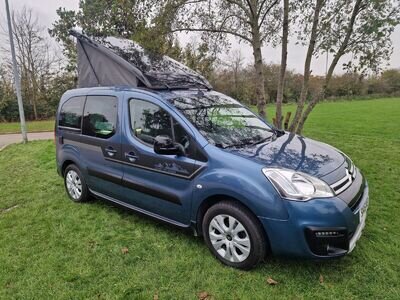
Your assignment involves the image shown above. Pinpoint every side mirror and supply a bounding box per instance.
[154,135,185,156]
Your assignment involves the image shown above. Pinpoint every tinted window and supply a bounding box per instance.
[82,96,118,139]
[129,99,172,145]
[59,96,85,129]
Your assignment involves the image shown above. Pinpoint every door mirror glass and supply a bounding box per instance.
[154,135,185,156]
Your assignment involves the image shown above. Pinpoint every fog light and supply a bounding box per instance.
[305,227,348,256]
[315,231,340,237]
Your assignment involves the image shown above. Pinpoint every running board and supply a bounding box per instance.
[89,189,190,229]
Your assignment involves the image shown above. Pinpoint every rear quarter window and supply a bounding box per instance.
[59,96,85,129]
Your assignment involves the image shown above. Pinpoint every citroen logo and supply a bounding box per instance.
[345,168,353,184]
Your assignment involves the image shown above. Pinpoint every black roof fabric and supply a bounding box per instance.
[70,30,212,90]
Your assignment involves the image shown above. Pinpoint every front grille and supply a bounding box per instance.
[330,158,357,195]
[349,190,364,211]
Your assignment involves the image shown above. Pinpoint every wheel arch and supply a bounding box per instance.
[195,194,270,249]
[61,159,76,175]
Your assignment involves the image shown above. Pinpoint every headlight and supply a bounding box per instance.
[262,168,334,201]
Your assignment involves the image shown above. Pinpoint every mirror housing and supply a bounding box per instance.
[154,135,185,156]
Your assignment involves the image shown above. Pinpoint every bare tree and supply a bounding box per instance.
[168,0,281,119]
[1,7,60,120]
[223,50,245,97]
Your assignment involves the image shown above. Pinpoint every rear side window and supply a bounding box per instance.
[59,96,85,129]
[129,99,172,145]
[82,96,118,139]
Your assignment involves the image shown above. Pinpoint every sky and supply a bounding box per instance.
[1,0,399,75]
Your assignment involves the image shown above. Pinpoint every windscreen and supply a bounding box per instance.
[169,93,275,148]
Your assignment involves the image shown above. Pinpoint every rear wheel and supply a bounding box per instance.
[64,164,89,202]
[202,201,267,270]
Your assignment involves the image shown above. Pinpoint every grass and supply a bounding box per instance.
[0,98,399,299]
[0,119,54,134]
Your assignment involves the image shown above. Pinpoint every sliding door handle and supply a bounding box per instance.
[105,146,117,157]
[125,152,138,162]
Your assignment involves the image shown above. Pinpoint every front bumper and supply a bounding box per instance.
[259,182,369,259]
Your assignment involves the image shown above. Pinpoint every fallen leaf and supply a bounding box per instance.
[319,274,324,284]
[121,247,129,254]
[153,293,159,300]
[88,240,98,248]
[198,291,211,300]
[266,277,278,285]
[0,204,19,214]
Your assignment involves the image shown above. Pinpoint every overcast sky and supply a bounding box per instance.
[1,0,399,75]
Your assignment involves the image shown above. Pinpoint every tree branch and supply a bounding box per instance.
[170,27,252,43]
[258,0,279,29]
[225,0,252,19]
[325,0,363,86]
[245,0,256,18]
[295,0,365,134]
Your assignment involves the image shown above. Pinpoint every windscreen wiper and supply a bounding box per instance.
[250,136,273,146]
[220,139,256,149]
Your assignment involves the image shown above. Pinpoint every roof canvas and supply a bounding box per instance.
[70,30,212,90]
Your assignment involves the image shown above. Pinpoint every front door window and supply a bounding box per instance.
[129,99,196,159]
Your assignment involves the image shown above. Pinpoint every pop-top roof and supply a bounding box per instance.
[70,30,212,90]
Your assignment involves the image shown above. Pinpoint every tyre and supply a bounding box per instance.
[64,164,89,202]
[202,201,268,270]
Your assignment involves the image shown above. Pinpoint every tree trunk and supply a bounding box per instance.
[252,27,268,119]
[295,90,322,134]
[295,0,363,134]
[276,0,289,129]
[289,0,324,133]
[31,79,38,120]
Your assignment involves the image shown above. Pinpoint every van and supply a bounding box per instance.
[56,87,368,269]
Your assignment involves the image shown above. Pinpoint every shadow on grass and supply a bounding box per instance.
[87,194,350,275]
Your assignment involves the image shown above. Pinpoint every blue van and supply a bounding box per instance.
[56,87,368,269]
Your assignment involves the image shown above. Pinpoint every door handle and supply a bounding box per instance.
[125,152,138,162]
[105,146,117,157]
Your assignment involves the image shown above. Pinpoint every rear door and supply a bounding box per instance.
[120,94,206,225]
[78,94,123,199]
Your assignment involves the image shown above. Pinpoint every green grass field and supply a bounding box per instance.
[0,119,54,134]
[0,98,399,299]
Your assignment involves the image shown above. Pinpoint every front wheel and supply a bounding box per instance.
[202,201,268,270]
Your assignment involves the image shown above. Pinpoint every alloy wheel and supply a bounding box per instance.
[66,170,82,200]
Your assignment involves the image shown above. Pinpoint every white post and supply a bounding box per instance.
[5,0,28,143]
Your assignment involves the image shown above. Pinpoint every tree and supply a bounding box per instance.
[167,0,281,119]
[181,41,216,79]
[289,0,400,133]
[275,0,289,129]
[381,69,400,94]
[1,6,60,120]
[222,50,245,99]
[288,0,324,132]
[50,1,160,71]
[50,0,193,72]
